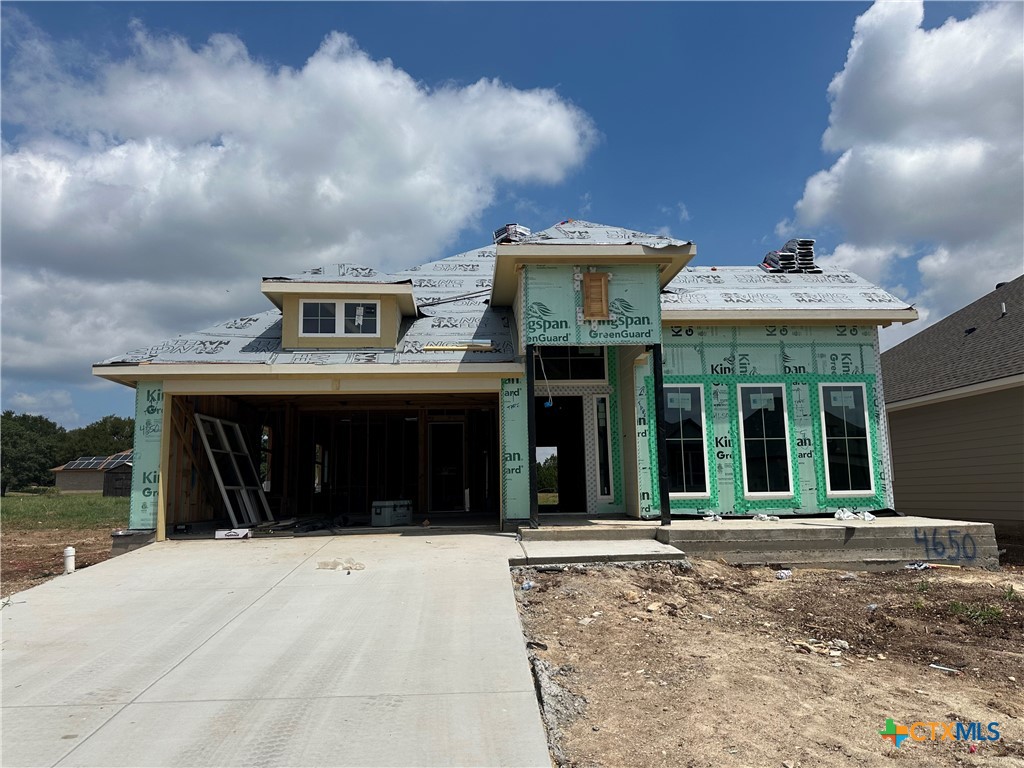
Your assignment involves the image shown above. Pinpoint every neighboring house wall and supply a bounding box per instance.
[888,386,1024,537]
[55,471,105,493]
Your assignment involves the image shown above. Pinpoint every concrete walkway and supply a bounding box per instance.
[2,534,551,768]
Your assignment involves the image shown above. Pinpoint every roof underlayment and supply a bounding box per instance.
[98,221,913,369]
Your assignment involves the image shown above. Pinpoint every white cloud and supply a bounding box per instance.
[579,191,592,216]
[779,1,1023,338]
[660,201,690,223]
[4,388,80,426]
[1,15,597,387]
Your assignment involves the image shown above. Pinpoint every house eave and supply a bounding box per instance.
[660,308,920,326]
[885,373,1024,412]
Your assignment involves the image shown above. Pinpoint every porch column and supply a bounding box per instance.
[650,344,672,526]
[525,344,539,528]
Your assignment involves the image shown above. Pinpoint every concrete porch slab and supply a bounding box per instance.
[518,515,1000,570]
[510,538,687,566]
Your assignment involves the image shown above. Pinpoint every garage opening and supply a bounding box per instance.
[164,393,499,536]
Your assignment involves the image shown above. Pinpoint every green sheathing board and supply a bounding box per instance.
[655,324,892,515]
[129,381,163,529]
[500,378,530,521]
[522,264,662,346]
[633,355,658,519]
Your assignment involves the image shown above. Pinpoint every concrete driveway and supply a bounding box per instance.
[2,533,551,768]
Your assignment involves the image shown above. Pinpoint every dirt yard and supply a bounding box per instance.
[1,494,127,598]
[514,560,1024,768]
[1,528,116,597]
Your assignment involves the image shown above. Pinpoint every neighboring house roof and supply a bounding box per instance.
[52,450,133,473]
[881,275,1024,403]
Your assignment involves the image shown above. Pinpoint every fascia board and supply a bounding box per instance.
[660,309,920,325]
[885,374,1024,412]
[262,282,418,314]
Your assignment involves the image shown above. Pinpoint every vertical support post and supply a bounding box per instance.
[156,393,173,541]
[525,344,539,528]
[650,344,672,526]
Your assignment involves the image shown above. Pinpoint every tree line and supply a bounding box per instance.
[1,411,134,496]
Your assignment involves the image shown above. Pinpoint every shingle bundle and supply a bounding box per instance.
[761,238,821,273]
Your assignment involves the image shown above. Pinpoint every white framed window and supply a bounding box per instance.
[300,300,380,337]
[737,384,793,497]
[819,383,874,496]
[664,385,710,497]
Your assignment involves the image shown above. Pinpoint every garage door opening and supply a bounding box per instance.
[164,393,499,537]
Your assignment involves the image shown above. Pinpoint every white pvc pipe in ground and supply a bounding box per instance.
[63,546,76,575]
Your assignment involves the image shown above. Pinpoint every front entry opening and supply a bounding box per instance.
[534,396,586,512]
[536,447,558,509]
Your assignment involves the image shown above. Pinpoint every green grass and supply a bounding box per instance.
[948,601,1003,625]
[916,579,931,593]
[1,494,129,531]
[1004,585,1022,603]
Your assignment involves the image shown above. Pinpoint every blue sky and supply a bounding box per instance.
[2,2,1021,426]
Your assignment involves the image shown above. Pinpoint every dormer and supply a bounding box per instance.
[489,220,697,351]
[261,268,418,350]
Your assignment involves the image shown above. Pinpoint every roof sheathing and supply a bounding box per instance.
[99,246,516,370]
[95,223,918,378]
[661,267,917,323]
[881,275,1024,402]
[516,220,690,248]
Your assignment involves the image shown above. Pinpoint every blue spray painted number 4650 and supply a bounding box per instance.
[913,528,978,563]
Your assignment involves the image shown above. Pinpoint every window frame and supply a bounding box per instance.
[664,383,711,499]
[736,383,794,499]
[534,346,607,383]
[299,299,381,338]
[818,382,875,497]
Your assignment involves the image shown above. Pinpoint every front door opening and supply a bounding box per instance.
[428,421,466,512]
[534,396,586,512]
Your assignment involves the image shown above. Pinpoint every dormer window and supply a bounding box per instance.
[300,299,379,337]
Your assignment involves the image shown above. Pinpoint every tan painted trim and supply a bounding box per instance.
[262,281,417,315]
[497,244,685,257]
[885,374,1024,412]
[157,375,519,396]
[156,393,172,542]
[661,309,919,324]
[94,362,523,379]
